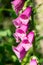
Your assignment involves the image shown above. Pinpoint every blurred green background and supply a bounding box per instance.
[0,0,21,65]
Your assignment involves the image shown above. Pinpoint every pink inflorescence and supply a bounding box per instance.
[12,31,34,61]
[11,0,34,62]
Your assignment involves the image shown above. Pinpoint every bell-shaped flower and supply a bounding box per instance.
[27,31,34,44]
[20,31,34,51]
[12,46,26,62]
[11,0,25,15]
[12,17,22,28]
[13,24,28,43]
[19,7,32,25]
[12,6,32,28]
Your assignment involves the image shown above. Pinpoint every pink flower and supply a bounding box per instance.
[27,31,34,43]
[12,17,22,28]
[12,46,26,62]
[20,31,34,51]
[11,0,25,15]
[29,57,37,65]
[12,7,32,28]
[19,7,32,25]
[13,24,28,43]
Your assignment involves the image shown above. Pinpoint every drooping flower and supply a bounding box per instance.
[12,46,26,62]
[20,31,34,51]
[13,24,28,43]
[12,17,22,28]
[29,57,38,65]
[12,6,32,28]
[11,0,25,15]
[27,31,34,44]
[19,7,32,25]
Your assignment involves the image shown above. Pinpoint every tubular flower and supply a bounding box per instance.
[12,6,32,28]
[19,6,32,25]
[11,0,25,15]
[13,24,28,43]
[12,17,22,28]
[27,31,34,43]
[20,31,34,51]
[12,46,26,62]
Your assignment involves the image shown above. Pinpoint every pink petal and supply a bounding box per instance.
[21,37,32,51]
[20,14,29,25]
[13,32,20,43]
[11,0,25,14]
[29,59,37,65]
[12,46,26,62]
[19,7,32,25]
[27,31,34,43]
[13,26,27,43]
[12,17,22,28]
[22,6,32,17]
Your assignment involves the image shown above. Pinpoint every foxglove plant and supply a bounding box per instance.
[11,0,39,65]
[12,0,34,62]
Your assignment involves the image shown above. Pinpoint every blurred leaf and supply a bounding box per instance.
[36,36,43,42]
[0,29,11,37]
[11,55,17,62]
[0,61,4,65]
[39,58,43,63]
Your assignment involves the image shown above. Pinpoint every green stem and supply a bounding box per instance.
[31,0,36,55]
